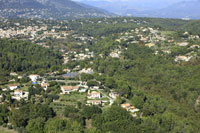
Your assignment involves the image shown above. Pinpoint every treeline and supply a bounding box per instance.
[67,17,200,37]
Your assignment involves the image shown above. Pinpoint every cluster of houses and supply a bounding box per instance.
[116,27,166,46]
[60,83,116,106]
[0,74,49,102]
[2,84,29,101]
[0,20,69,45]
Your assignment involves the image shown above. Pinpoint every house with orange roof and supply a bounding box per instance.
[41,83,49,91]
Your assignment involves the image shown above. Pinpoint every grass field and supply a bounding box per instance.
[50,92,87,116]
[161,31,176,36]
[0,127,17,133]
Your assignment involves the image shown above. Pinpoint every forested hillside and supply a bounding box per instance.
[1,17,200,133]
[0,0,112,19]
[0,39,62,82]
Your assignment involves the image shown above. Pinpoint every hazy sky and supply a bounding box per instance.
[72,0,196,12]
[73,0,192,3]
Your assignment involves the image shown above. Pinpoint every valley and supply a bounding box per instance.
[1,17,200,132]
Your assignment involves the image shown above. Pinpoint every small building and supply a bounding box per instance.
[10,72,18,76]
[79,88,88,93]
[18,76,23,79]
[8,85,18,90]
[87,100,102,105]
[0,95,2,103]
[14,89,23,97]
[63,73,79,78]
[90,86,99,90]
[13,90,29,101]
[79,68,94,74]
[88,91,101,99]
[178,42,188,47]
[175,56,192,62]
[29,75,40,82]
[121,103,139,117]
[121,103,132,110]
[145,43,155,48]
[109,92,119,99]
[61,86,79,94]
[41,83,49,91]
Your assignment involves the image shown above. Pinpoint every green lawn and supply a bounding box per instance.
[20,86,29,91]
[0,127,17,133]
[161,31,176,36]
[50,92,87,116]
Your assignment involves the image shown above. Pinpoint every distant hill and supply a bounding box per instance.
[0,0,112,19]
[130,0,200,19]
[80,0,200,19]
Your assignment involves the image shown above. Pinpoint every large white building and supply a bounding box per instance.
[29,75,40,82]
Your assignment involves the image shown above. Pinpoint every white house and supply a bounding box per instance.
[87,100,102,105]
[79,88,88,93]
[109,92,119,99]
[10,72,18,76]
[8,85,18,90]
[29,75,40,82]
[79,68,94,74]
[178,42,188,47]
[88,91,101,99]
[90,86,99,90]
[175,56,192,62]
[13,90,29,101]
[14,89,23,97]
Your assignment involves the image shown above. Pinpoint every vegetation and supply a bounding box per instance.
[0,39,63,83]
[1,17,200,132]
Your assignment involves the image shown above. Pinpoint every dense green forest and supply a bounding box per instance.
[0,39,63,82]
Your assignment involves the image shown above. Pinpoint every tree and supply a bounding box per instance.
[44,118,66,133]
[26,117,45,133]
[64,105,79,117]
[92,105,135,132]
[81,106,102,119]
[0,104,9,125]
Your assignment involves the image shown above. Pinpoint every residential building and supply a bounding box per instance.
[14,89,23,97]
[87,100,102,105]
[41,83,49,91]
[29,74,40,82]
[8,84,18,90]
[109,92,119,99]
[88,91,101,99]
[61,86,79,94]
[121,103,139,117]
